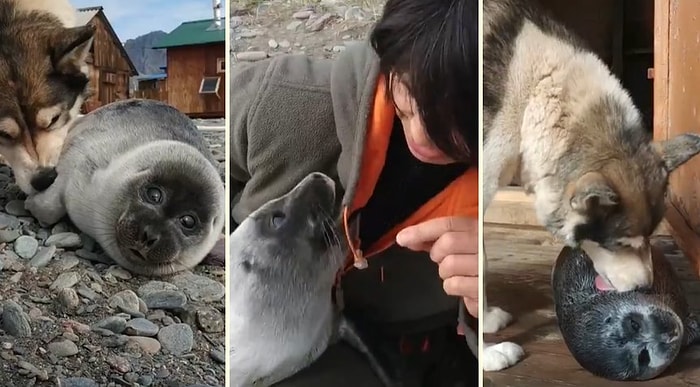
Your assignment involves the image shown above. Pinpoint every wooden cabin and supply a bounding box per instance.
[485,1,700,385]
[76,6,138,113]
[133,73,167,102]
[151,18,226,118]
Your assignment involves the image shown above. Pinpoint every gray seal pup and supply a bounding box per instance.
[229,172,397,387]
[552,245,700,381]
[24,99,225,276]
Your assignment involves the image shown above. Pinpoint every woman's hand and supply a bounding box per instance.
[396,216,479,318]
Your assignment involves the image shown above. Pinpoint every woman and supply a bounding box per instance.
[231,0,478,385]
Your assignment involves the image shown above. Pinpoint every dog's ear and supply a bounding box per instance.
[569,172,619,215]
[653,133,700,172]
[51,24,96,74]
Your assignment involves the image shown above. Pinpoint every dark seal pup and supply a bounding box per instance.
[229,172,398,387]
[552,245,700,381]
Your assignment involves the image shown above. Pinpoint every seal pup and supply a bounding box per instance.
[229,172,398,387]
[552,245,700,381]
[24,99,225,276]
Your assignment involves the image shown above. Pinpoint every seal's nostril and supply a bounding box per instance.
[30,167,58,192]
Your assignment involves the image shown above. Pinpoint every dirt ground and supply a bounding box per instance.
[231,0,386,67]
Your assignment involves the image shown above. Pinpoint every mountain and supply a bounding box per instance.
[123,31,168,75]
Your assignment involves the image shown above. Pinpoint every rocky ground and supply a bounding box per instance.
[0,124,226,387]
[231,0,386,66]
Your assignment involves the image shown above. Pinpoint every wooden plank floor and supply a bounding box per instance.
[483,224,700,387]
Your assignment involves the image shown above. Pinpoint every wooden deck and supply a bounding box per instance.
[483,224,700,386]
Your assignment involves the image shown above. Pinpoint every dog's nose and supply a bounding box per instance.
[30,167,57,192]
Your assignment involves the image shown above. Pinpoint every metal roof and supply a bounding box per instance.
[152,18,225,49]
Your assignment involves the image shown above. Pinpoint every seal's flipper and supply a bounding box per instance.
[338,316,401,387]
[684,313,700,346]
[458,299,479,358]
[24,174,68,227]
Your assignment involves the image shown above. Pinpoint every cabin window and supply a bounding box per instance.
[199,76,221,95]
[217,58,225,73]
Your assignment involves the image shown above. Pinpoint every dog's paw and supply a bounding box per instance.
[482,342,525,371]
[483,306,512,333]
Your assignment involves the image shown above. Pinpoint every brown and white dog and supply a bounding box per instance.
[482,0,700,371]
[0,0,94,195]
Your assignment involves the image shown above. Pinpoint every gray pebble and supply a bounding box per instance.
[172,273,225,302]
[103,334,129,347]
[58,288,80,309]
[286,20,303,30]
[124,372,139,383]
[58,377,98,387]
[141,290,187,310]
[108,290,140,312]
[50,272,80,291]
[105,265,132,280]
[137,375,154,386]
[17,360,48,380]
[47,340,79,357]
[137,281,178,296]
[54,254,80,271]
[157,323,193,355]
[210,348,225,364]
[92,316,127,334]
[161,316,174,326]
[76,286,99,301]
[125,318,159,337]
[0,213,20,229]
[45,232,82,249]
[6,200,29,216]
[235,51,268,62]
[2,300,31,337]
[51,222,71,235]
[196,307,224,333]
[29,245,56,268]
[14,235,38,259]
[0,229,20,243]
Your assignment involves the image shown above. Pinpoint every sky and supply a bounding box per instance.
[70,0,221,41]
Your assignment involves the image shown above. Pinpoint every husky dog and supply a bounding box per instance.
[482,0,700,371]
[0,0,94,195]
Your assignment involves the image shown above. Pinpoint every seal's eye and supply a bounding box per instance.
[179,215,196,229]
[49,114,60,128]
[270,211,286,229]
[145,187,162,204]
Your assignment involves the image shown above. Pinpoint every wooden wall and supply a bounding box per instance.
[82,13,133,113]
[134,79,168,103]
[165,43,225,118]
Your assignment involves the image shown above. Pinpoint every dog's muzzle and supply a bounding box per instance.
[31,167,57,192]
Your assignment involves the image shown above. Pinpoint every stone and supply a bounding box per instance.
[286,20,303,31]
[172,272,225,302]
[0,229,20,243]
[141,291,187,310]
[50,272,80,291]
[196,307,224,333]
[5,200,28,216]
[279,39,291,48]
[47,340,79,357]
[307,13,333,32]
[92,316,127,334]
[105,265,132,280]
[45,232,82,249]
[268,39,278,49]
[125,318,159,337]
[108,290,140,312]
[58,288,81,309]
[157,323,193,355]
[29,245,57,268]
[2,300,31,337]
[235,51,268,62]
[293,10,314,19]
[57,378,98,387]
[106,354,131,373]
[14,236,38,259]
[128,336,161,355]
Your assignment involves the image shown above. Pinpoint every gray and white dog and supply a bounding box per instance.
[482,0,700,371]
[24,99,225,276]
[229,172,397,387]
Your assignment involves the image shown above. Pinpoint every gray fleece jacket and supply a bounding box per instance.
[231,42,462,330]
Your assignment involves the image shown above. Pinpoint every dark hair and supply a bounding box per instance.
[370,0,478,163]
